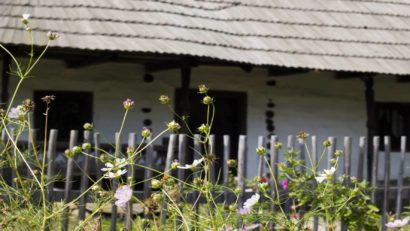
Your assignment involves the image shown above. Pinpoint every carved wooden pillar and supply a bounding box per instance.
[362,76,375,180]
[178,64,191,133]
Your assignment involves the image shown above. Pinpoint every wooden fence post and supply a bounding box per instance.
[381,136,391,231]
[62,130,79,231]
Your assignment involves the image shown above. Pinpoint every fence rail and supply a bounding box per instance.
[1,129,409,230]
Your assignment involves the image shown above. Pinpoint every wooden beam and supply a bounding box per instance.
[362,76,375,180]
[1,52,11,109]
[268,66,309,77]
[335,71,375,79]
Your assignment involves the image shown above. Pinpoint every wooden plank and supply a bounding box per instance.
[237,135,247,207]
[358,137,366,181]
[395,136,406,217]
[177,134,187,181]
[143,136,154,200]
[371,136,380,203]
[381,136,391,231]
[110,132,120,231]
[92,132,102,231]
[311,136,319,231]
[62,130,79,231]
[192,134,202,229]
[343,137,352,183]
[223,135,230,204]
[287,135,295,151]
[79,130,92,221]
[125,132,137,230]
[160,134,177,225]
[297,138,305,173]
[327,137,336,169]
[257,136,265,181]
[268,135,279,230]
[208,134,216,184]
[46,129,58,202]
[93,133,102,180]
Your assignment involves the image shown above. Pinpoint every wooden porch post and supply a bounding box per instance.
[179,64,191,133]
[1,52,11,109]
[362,76,375,180]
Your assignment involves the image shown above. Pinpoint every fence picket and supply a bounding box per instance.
[160,134,177,225]
[237,135,247,207]
[46,129,58,202]
[208,134,216,184]
[125,132,137,230]
[358,137,366,181]
[223,135,230,205]
[62,130,79,231]
[93,132,102,231]
[109,132,120,231]
[381,136,391,231]
[371,136,380,203]
[396,136,406,217]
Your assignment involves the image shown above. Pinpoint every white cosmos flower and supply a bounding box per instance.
[22,13,30,20]
[315,167,336,183]
[177,158,204,170]
[105,169,127,179]
[315,176,326,183]
[101,158,127,172]
[243,193,260,209]
[324,167,336,175]
[386,219,409,228]
[114,185,133,208]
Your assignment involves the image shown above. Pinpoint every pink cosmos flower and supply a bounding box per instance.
[282,179,288,190]
[386,219,409,229]
[114,185,133,208]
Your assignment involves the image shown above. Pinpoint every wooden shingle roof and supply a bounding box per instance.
[1,0,410,74]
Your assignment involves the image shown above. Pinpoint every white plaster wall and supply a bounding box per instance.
[3,58,410,178]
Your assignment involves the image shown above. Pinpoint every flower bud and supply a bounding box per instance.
[151,179,162,189]
[229,204,237,212]
[197,124,209,134]
[167,120,181,133]
[274,142,283,149]
[256,146,266,156]
[82,142,91,150]
[72,146,82,155]
[83,122,93,130]
[198,84,209,94]
[126,146,135,156]
[99,153,109,163]
[21,14,30,25]
[123,98,135,110]
[330,158,337,166]
[296,131,309,140]
[227,159,236,168]
[323,140,332,147]
[202,96,214,105]
[64,149,73,158]
[259,182,269,191]
[350,176,358,184]
[152,193,163,202]
[158,95,170,104]
[171,160,180,170]
[335,149,343,157]
[141,127,151,138]
[47,31,60,40]
[234,187,242,195]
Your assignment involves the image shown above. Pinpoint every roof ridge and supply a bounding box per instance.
[6,16,410,46]
[3,2,410,19]
[2,7,410,32]
[3,26,409,61]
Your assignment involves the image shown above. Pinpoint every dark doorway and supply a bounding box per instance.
[34,90,93,141]
[175,89,247,179]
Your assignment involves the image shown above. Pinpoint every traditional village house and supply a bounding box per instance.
[0,0,410,178]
